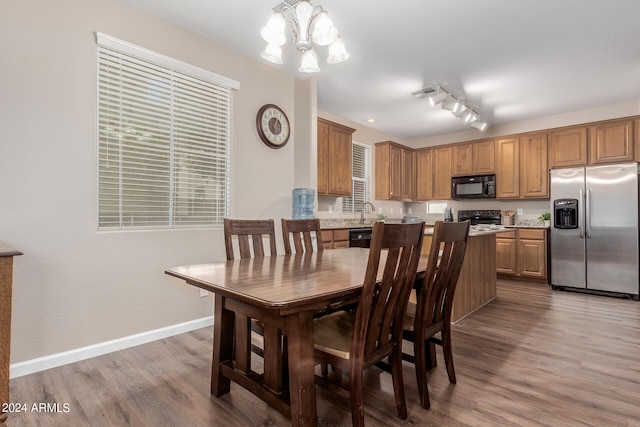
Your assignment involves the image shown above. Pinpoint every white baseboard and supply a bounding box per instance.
[10,316,214,379]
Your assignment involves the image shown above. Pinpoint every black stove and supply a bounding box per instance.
[457,209,501,225]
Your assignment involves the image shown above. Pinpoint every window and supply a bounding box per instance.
[342,141,371,213]
[96,33,239,229]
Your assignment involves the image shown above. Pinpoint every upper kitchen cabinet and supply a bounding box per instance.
[588,119,634,165]
[375,141,414,201]
[473,139,496,174]
[496,137,520,198]
[452,143,473,176]
[520,133,548,198]
[317,118,355,197]
[452,139,495,176]
[548,126,588,168]
[432,146,452,200]
[401,147,416,201]
[415,148,433,201]
[497,133,548,199]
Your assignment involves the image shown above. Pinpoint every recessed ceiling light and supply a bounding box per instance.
[366,118,376,123]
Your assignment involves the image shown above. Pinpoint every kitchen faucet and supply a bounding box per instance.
[360,202,376,224]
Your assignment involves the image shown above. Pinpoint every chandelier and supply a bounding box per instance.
[260,0,349,73]
[413,85,488,131]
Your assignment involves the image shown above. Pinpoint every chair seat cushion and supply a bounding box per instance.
[314,311,355,359]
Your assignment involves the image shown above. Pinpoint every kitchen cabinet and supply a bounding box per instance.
[432,146,452,200]
[548,126,588,168]
[496,230,517,275]
[548,119,635,167]
[317,118,355,197]
[496,133,548,199]
[452,139,495,176]
[415,148,433,201]
[520,133,548,198]
[375,141,414,201]
[496,137,519,198]
[401,148,416,201]
[320,228,349,249]
[588,119,634,165]
[452,143,473,176]
[497,228,548,282]
[473,139,496,174]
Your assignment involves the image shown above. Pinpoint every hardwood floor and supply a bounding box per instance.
[6,280,640,426]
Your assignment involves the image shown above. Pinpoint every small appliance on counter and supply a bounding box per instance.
[443,207,454,222]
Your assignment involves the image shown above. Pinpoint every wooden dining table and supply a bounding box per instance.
[165,248,429,427]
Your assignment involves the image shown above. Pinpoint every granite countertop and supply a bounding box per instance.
[425,225,513,237]
[319,218,406,229]
[0,242,22,257]
[319,218,550,230]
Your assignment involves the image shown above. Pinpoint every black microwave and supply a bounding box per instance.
[451,174,496,199]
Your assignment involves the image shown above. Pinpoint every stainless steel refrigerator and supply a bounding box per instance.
[550,163,639,299]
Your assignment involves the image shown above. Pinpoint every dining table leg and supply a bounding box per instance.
[285,310,317,427]
[211,294,233,396]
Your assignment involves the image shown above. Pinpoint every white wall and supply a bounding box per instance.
[0,0,303,365]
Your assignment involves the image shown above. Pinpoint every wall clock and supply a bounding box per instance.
[256,104,290,149]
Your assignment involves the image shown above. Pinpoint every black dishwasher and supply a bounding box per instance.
[349,228,373,248]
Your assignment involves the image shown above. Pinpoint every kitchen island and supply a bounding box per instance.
[1,242,22,423]
[424,225,510,322]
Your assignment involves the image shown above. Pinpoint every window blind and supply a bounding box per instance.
[97,35,237,229]
[342,142,370,213]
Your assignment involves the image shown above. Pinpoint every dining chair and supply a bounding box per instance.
[223,218,277,260]
[313,221,426,427]
[280,218,323,254]
[223,219,281,377]
[403,220,470,409]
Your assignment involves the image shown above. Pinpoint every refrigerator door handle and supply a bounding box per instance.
[585,188,592,239]
[579,189,585,238]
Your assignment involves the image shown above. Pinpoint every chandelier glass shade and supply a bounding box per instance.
[260,0,349,73]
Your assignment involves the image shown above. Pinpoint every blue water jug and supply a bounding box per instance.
[292,188,315,219]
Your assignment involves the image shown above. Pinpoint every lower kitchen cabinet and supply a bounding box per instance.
[496,230,517,275]
[320,228,349,249]
[497,228,548,282]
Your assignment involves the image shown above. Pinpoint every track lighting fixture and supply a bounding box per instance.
[413,84,488,131]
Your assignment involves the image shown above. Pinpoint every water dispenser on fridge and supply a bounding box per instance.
[553,199,578,229]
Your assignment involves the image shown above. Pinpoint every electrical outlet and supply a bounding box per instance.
[408,208,413,214]
[400,208,403,214]
[517,208,524,215]
[378,207,383,214]
[390,208,394,214]
[199,289,209,297]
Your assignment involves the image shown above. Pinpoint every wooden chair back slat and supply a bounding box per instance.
[223,219,277,260]
[281,218,323,254]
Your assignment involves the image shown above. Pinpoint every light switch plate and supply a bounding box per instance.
[517,208,524,215]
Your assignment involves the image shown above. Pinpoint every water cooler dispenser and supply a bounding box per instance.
[292,188,315,219]
[553,199,578,229]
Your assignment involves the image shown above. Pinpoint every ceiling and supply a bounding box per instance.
[121,0,640,140]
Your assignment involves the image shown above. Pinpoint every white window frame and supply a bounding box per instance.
[96,33,239,230]
[342,141,371,213]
